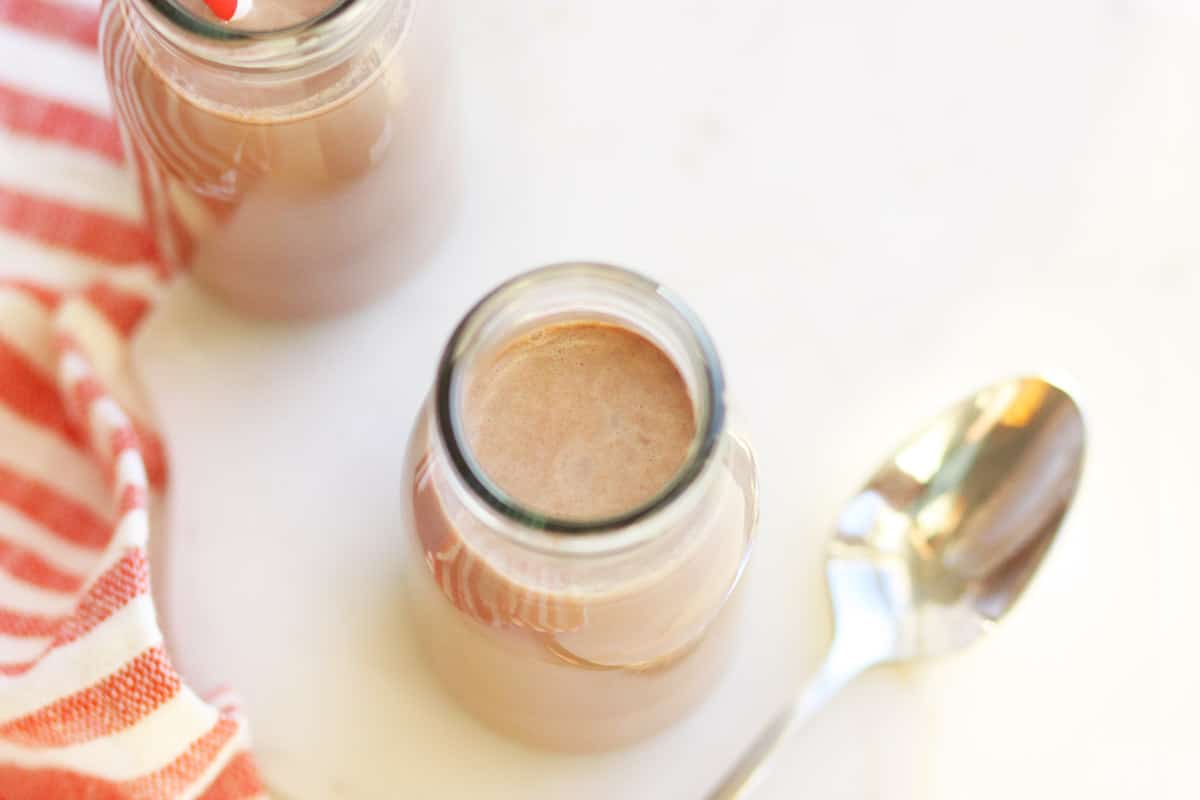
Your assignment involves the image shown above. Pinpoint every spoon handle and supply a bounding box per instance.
[700,633,883,796]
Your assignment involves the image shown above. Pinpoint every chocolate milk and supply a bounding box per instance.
[463,322,696,520]
[101,0,455,317]
[407,320,753,750]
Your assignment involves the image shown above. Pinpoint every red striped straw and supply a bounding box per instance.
[202,0,237,21]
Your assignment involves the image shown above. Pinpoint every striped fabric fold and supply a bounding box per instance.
[0,1,263,797]
[0,535,86,593]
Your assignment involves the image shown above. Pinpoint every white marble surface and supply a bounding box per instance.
[135,1,1196,797]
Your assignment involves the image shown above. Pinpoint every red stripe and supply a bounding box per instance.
[0,535,84,592]
[0,0,100,50]
[0,277,62,309]
[0,463,110,550]
[69,372,103,417]
[108,422,137,456]
[133,421,168,488]
[0,338,84,448]
[0,766,126,800]
[0,547,147,675]
[124,715,240,797]
[82,281,151,337]
[0,607,62,637]
[197,751,264,800]
[116,482,147,517]
[0,188,158,265]
[52,547,147,648]
[109,416,167,490]
[0,717,246,799]
[0,645,180,746]
[0,84,122,163]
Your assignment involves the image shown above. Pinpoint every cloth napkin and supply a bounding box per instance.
[0,1,263,796]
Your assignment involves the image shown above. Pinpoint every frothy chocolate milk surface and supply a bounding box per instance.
[463,321,695,520]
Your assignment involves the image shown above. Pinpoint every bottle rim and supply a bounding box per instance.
[433,262,728,544]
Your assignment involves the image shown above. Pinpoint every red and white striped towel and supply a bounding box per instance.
[0,1,263,796]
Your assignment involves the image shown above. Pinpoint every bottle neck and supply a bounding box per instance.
[117,0,411,118]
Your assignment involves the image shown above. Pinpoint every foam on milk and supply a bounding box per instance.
[463,321,696,521]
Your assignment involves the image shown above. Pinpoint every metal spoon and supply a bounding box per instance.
[708,376,1085,799]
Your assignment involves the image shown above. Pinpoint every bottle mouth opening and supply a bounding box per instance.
[143,0,356,41]
[434,262,727,537]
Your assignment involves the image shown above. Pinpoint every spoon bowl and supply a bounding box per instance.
[709,376,1085,799]
[830,375,1085,661]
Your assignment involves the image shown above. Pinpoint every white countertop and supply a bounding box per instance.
[136,1,1196,797]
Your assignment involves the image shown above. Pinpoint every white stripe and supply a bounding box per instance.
[115,449,147,493]
[0,634,52,664]
[0,28,109,116]
[107,507,148,553]
[102,268,163,304]
[0,689,219,780]
[0,507,99,578]
[0,230,158,288]
[57,299,154,423]
[0,567,78,616]
[179,724,252,800]
[59,301,123,376]
[0,289,56,374]
[87,396,127,462]
[0,131,140,221]
[92,396,129,436]
[0,403,110,517]
[74,542,126,598]
[0,593,159,719]
[58,347,89,386]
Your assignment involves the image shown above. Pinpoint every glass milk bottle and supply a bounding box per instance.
[101,0,457,317]
[402,263,759,751]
